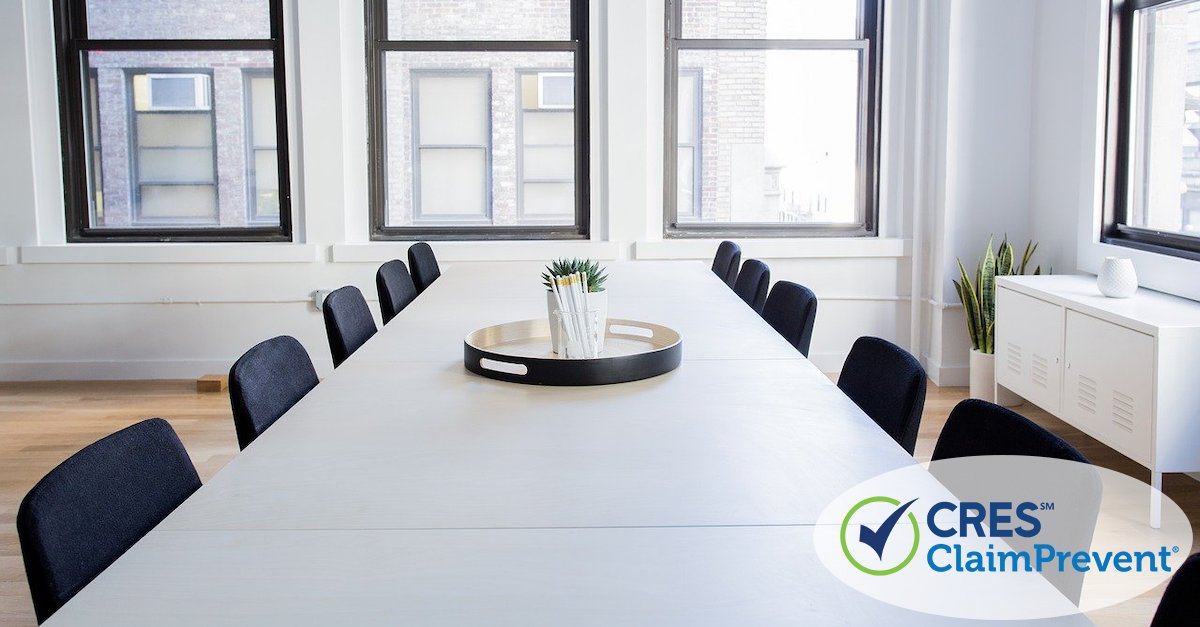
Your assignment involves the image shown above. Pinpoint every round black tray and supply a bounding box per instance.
[464,318,682,386]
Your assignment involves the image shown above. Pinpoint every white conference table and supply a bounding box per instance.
[45,261,1089,626]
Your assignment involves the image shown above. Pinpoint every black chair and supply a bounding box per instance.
[1152,552,1200,626]
[711,240,741,288]
[376,259,418,324]
[733,259,770,314]
[931,398,1088,463]
[837,337,927,454]
[761,281,818,357]
[17,418,201,623]
[408,242,441,294]
[228,335,319,449]
[323,286,378,368]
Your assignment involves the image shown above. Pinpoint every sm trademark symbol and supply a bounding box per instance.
[1039,502,1055,511]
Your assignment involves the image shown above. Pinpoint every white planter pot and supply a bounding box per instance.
[969,349,1022,407]
[1097,257,1138,299]
[547,289,607,354]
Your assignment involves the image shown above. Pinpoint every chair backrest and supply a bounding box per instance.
[407,242,441,294]
[1152,552,1200,626]
[733,259,770,314]
[228,335,319,449]
[761,281,818,357]
[17,418,201,623]
[711,240,741,288]
[323,286,378,368]
[931,398,1088,462]
[837,336,927,454]
[376,259,418,324]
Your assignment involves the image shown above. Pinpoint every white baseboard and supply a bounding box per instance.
[921,355,969,388]
[808,351,849,376]
[0,359,238,382]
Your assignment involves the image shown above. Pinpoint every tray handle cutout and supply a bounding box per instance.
[608,323,655,340]
[479,358,528,376]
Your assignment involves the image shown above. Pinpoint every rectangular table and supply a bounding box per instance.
[44,261,1089,625]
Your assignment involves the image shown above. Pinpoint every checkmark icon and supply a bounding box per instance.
[858,498,918,560]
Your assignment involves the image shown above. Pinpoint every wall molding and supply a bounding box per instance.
[633,238,910,260]
[0,246,15,265]
[20,244,321,264]
[0,359,239,382]
[330,241,622,263]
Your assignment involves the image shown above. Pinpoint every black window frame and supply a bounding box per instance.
[662,0,883,239]
[365,0,591,241]
[53,0,293,243]
[1105,0,1200,260]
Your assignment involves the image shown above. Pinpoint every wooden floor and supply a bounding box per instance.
[1,380,1194,625]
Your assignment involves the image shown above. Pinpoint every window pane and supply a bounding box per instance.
[678,72,698,143]
[539,73,574,108]
[382,51,576,227]
[1129,1,1200,237]
[138,185,217,220]
[522,182,574,215]
[386,0,571,40]
[85,0,271,40]
[253,149,280,219]
[680,0,859,40]
[522,111,574,145]
[523,146,574,180]
[675,49,862,224]
[138,148,215,182]
[678,146,696,216]
[417,148,488,219]
[416,74,489,145]
[82,50,278,228]
[136,113,212,147]
[248,75,276,147]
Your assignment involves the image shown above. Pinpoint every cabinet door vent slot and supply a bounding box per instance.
[1031,355,1049,388]
[1077,376,1097,414]
[1112,391,1135,433]
[1006,343,1023,376]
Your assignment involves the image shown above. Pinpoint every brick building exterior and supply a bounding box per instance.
[84,0,776,229]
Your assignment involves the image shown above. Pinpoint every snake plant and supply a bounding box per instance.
[953,236,1043,354]
[542,258,608,293]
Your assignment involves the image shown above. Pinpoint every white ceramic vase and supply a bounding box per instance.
[1097,257,1138,299]
[969,349,1022,407]
[547,289,607,354]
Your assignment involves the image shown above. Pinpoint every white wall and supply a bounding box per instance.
[0,0,985,382]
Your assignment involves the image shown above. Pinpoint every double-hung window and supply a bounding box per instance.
[664,0,882,237]
[366,0,590,240]
[54,0,292,242]
[1108,0,1200,259]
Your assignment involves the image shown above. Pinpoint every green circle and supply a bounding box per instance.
[840,496,921,576]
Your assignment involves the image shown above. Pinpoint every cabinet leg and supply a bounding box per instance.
[1151,471,1163,529]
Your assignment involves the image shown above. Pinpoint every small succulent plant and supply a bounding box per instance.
[542,258,608,293]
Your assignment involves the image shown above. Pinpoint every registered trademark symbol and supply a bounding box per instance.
[1173,546,1180,553]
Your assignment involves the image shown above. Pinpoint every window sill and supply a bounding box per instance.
[633,238,910,260]
[330,241,621,263]
[18,243,320,264]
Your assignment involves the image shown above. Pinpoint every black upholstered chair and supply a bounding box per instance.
[17,418,201,623]
[376,259,418,324]
[228,335,319,449]
[323,286,378,368]
[761,281,818,357]
[931,398,1088,463]
[408,242,441,294]
[1152,552,1200,626]
[733,259,770,314]
[711,240,741,288]
[837,337,927,454]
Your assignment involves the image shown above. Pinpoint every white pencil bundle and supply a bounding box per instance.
[550,272,598,358]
